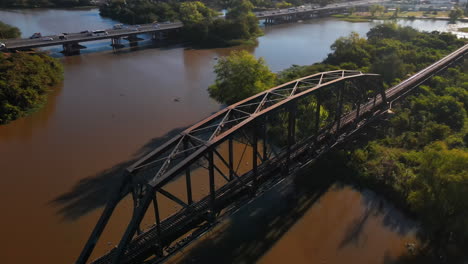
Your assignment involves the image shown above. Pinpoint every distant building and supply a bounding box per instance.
[459,0,467,5]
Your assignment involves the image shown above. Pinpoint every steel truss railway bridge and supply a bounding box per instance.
[77,44,467,264]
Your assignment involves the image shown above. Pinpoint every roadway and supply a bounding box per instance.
[1,22,183,50]
[254,0,386,18]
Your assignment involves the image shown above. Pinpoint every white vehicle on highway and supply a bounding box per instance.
[0,42,6,49]
[113,24,123,29]
[91,30,109,36]
[42,37,54,41]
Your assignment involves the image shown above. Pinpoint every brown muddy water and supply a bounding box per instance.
[0,8,448,264]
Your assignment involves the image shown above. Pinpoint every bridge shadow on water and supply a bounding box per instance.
[167,168,335,264]
[168,151,420,264]
[50,127,187,221]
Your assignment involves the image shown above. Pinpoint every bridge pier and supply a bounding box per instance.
[152,31,167,40]
[62,42,84,56]
[111,37,124,48]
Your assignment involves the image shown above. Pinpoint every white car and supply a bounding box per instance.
[42,37,54,41]
[0,42,6,49]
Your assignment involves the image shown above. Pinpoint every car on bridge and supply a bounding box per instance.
[0,42,6,49]
[30,32,42,39]
[42,37,54,41]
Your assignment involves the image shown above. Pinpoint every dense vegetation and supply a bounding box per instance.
[0,21,21,39]
[208,50,275,105]
[279,24,467,261]
[0,53,63,124]
[0,0,94,8]
[100,0,262,47]
[209,23,467,260]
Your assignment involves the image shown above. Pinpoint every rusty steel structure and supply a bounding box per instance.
[77,43,468,264]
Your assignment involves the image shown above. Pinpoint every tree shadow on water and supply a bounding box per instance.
[49,127,186,221]
[169,168,335,264]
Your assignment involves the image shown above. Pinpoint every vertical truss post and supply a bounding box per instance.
[356,99,361,120]
[111,187,154,264]
[152,194,163,257]
[262,117,267,160]
[76,173,131,264]
[208,150,216,221]
[228,138,234,181]
[336,82,345,132]
[286,103,297,173]
[252,122,259,191]
[379,80,388,107]
[131,188,142,235]
[183,139,193,205]
[315,93,321,135]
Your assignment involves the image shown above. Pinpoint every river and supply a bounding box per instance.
[0,8,457,264]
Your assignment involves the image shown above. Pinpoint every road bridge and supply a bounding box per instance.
[256,0,386,24]
[1,0,386,54]
[76,43,467,264]
[1,22,183,54]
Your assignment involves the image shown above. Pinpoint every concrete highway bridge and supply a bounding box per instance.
[1,22,183,55]
[76,44,468,264]
[1,0,387,55]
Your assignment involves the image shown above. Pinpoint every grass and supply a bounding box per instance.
[459,27,468,33]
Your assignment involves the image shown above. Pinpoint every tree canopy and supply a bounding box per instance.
[208,50,275,105]
[0,53,63,124]
[0,21,21,39]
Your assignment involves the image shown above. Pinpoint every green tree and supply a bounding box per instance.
[449,7,464,22]
[0,53,63,124]
[325,32,370,68]
[0,21,21,39]
[179,1,215,25]
[208,50,276,105]
[369,4,384,17]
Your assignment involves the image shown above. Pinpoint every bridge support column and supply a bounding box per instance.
[208,151,216,222]
[76,173,131,264]
[315,94,321,135]
[262,117,267,160]
[111,37,124,48]
[62,42,82,56]
[252,123,259,191]
[152,194,164,257]
[183,139,193,205]
[131,188,143,235]
[286,104,296,173]
[111,188,153,264]
[336,82,345,132]
[228,138,234,181]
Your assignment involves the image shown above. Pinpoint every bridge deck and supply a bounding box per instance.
[2,22,183,50]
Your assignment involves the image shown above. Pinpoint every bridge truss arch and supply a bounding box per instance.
[78,70,385,264]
